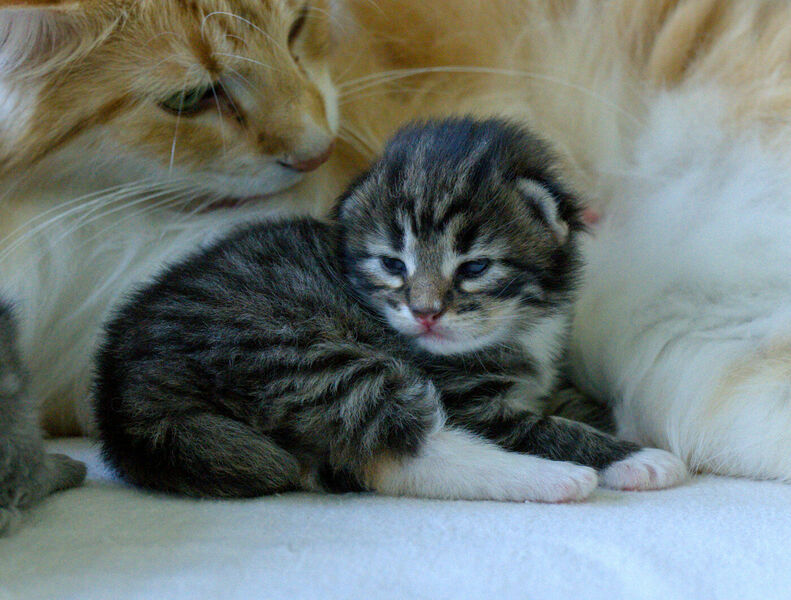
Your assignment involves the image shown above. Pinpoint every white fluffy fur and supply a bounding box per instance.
[1,182,323,431]
[369,427,598,503]
[570,88,791,481]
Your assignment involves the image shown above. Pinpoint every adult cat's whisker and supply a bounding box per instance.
[338,127,379,158]
[0,181,178,265]
[224,66,257,96]
[217,79,244,125]
[223,33,249,49]
[338,88,425,107]
[82,188,203,245]
[210,84,228,155]
[169,66,199,172]
[202,12,287,54]
[212,52,283,74]
[337,66,644,127]
[68,183,198,240]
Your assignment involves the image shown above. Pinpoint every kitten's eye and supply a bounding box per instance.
[160,86,214,116]
[288,3,309,47]
[380,256,407,276]
[457,259,491,279]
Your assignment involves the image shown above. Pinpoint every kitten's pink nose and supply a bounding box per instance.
[411,308,443,330]
[279,142,335,173]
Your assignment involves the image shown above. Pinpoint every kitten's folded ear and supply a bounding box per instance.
[0,1,88,75]
[516,178,576,244]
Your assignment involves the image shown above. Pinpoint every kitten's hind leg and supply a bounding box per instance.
[364,427,598,503]
[97,412,302,498]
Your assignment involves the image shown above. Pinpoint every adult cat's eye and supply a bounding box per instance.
[288,3,309,47]
[457,259,491,278]
[380,256,407,276]
[159,86,215,116]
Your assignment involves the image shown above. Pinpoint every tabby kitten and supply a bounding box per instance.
[0,301,86,535]
[94,119,687,502]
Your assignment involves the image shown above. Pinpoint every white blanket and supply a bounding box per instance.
[1,439,790,600]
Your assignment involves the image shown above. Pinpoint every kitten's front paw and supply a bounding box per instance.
[525,460,598,503]
[600,448,688,491]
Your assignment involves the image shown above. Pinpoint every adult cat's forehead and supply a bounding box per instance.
[114,0,316,87]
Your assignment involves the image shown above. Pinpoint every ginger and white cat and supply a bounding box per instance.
[1,0,791,489]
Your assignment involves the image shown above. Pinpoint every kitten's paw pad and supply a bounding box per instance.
[600,448,688,491]
[48,454,87,492]
[526,462,598,503]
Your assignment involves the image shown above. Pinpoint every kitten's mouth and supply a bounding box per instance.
[418,328,452,342]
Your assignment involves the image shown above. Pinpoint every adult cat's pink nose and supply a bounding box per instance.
[411,308,443,330]
[279,142,335,173]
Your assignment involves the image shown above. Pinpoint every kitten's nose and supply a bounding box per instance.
[411,308,443,329]
[278,141,335,173]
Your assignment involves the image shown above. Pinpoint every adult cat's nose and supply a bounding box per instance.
[278,141,335,173]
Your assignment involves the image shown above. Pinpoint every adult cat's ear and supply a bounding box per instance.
[516,178,575,244]
[0,1,87,74]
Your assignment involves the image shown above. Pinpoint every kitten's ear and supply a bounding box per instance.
[516,179,572,244]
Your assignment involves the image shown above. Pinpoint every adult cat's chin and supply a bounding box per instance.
[156,164,311,213]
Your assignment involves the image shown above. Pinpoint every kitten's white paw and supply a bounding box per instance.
[600,448,688,491]
[521,460,599,503]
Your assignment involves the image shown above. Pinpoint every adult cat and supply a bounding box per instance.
[1,0,791,487]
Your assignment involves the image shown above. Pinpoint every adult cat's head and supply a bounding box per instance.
[337,118,584,356]
[0,0,337,201]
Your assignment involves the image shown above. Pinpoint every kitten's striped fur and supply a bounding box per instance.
[94,120,687,502]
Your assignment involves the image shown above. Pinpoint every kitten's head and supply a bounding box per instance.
[337,118,584,356]
[0,0,337,202]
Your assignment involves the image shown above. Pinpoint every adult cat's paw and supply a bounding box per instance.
[600,448,688,491]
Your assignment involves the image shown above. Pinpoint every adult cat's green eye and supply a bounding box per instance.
[160,86,214,116]
[457,259,491,278]
[380,256,406,276]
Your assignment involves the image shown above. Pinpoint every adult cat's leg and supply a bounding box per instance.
[0,302,86,536]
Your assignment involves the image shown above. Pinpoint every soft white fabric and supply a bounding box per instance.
[1,439,790,600]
